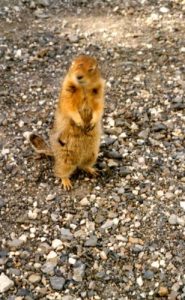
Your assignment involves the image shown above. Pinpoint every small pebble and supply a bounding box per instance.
[158,286,169,296]
[28,273,41,284]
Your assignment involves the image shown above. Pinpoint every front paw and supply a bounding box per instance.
[75,119,84,128]
[85,120,96,132]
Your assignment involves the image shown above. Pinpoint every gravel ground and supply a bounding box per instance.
[0,0,185,299]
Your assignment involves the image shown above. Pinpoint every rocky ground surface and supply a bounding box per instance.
[0,0,185,299]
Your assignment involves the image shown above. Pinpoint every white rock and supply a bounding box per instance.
[100,251,107,260]
[46,194,56,201]
[69,257,76,265]
[159,7,169,13]
[113,218,119,225]
[23,131,32,140]
[1,148,10,155]
[52,239,63,249]
[15,49,22,58]
[80,197,90,206]
[0,273,14,293]
[134,221,141,228]
[19,234,27,242]
[157,190,164,197]
[47,251,58,264]
[137,276,143,287]
[28,210,38,220]
[168,214,184,226]
[160,259,166,267]
[108,159,118,167]
[101,219,114,229]
[119,132,127,138]
[138,156,145,164]
[19,120,24,127]
[131,122,138,131]
[107,117,115,127]
[90,194,96,201]
[180,47,185,53]
[180,201,185,211]
[165,192,174,199]
[151,261,160,268]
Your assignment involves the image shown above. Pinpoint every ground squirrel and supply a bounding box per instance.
[29,55,105,190]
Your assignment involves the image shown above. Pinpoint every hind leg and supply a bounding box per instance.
[54,159,76,190]
[80,152,99,177]
[82,166,98,176]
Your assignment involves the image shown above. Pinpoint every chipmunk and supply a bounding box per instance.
[29,55,105,190]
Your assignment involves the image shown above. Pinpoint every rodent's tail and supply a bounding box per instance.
[27,133,53,157]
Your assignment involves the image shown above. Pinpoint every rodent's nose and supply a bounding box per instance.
[77,75,83,80]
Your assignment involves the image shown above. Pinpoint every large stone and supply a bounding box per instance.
[41,262,55,275]
[52,239,63,249]
[60,228,73,240]
[85,235,98,247]
[50,276,65,290]
[0,273,14,293]
[7,238,24,249]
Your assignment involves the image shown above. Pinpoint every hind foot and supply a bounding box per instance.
[83,167,99,177]
[61,178,72,191]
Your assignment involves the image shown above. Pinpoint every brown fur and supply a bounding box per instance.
[29,55,105,190]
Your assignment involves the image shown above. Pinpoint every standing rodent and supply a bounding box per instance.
[29,55,105,190]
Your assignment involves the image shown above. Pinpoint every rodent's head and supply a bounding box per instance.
[69,55,100,86]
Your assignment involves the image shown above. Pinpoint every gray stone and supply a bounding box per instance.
[41,262,55,275]
[73,262,86,282]
[117,187,125,194]
[0,250,8,257]
[60,228,73,240]
[17,288,31,296]
[104,150,122,159]
[69,35,79,43]
[34,9,49,18]
[138,128,150,139]
[95,271,106,279]
[152,123,167,132]
[85,235,98,247]
[37,0,50,6]
[143,270,154,280]
[173,151,185,161]
[8,268,21,276]
[101,219,114,230]
[119,168,131,177]
[0,197,6,208]
[102,137,117,146]
[0,273,14,293]
[168,214,178,225]
[172,103,185,110]
[168,214,184,226]
[50,276,65,290]
[0,89,8,96]
[7,238,24,249]
[132,244,144,253]
[61,296,73,300]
